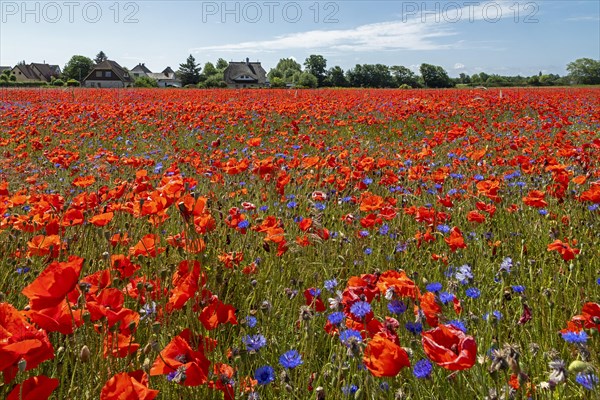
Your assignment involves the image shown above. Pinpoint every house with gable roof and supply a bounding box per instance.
[130,63,181,87]
[11,63,61,82]
[83,60,134,88]
[223,58,268,88]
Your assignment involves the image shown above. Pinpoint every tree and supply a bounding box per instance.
[177,55,201,86]
[566,58,600,85]
[204,73,226,88]
[304,55,327,86]
[267,69,283,81]
[94,51,108,64]
[134,76,158,88]
[273,58,302,83]
[270,77,286,88]
[63,55,94,82]
[390,65,420,87]
[203,62,218,77]
[327,66,348,87]
[216,58,229,71]
[420,63,452,88]
[346,64,393,88]
[296,72,318,88]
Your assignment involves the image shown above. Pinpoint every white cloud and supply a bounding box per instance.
[190,1,521,55]
[454,63,465,69]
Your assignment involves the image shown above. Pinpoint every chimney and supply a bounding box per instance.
[246,57,250,65]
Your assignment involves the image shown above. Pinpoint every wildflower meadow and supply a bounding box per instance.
[0,87,599,399]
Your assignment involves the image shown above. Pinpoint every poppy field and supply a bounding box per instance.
[0,87,599,399]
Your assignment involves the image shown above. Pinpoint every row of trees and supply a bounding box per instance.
[267,56,600,88]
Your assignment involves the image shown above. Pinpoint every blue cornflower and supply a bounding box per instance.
[439,292,455,304]
[379,224,389,235]
[279,350,303,369]
[287,201,297,208]
[455,264,473,284]
[413,359,433,379]
[364,248,372,255]
[561,330,588,344]
[328,312,345,325]
[167,366,187,383]
[242,334,266,352]
[539,209,548,216]
[359,230,369,237]
[437,224,451,234]
[589,204,599,211]
[474,174,484,181]
[500,257,513,273]
[339,329,362,346]
[576,372,599,390]
[342,385,358,395]
[309,288,321,297]
[237,220,250,229]
[426,282,443,292]
[449,320,467,332]
[324,278,338,292]
[405,321,423,334]
[395,242,408,252]
[254,365,275,385]
[597,277,600,285]
[350,301,371,318]
[484,311,502,322]
[387,300,407,315]
[259,205,268,212]
[314,202,326,211]
[16,267,30,274]
[245,316,257,328]
[465,287,481,299]
[512,285,525,293]
[363,177,373,185]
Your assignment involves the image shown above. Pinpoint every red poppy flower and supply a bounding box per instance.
[89,212,114,227]
[22,255,83,310]
[27,234,62,257]
[26,299,83,335]
[304,288,326,312]
[445,227,467,252]
[199,298,237,330]
[363,333,410,377]
[420,292,442,327]
[422,324,477,370]
[377,270,420,299]
[547,239,579,261]
[72,175,96,188]
[0,303,55,383]
[150,329,210,386]
[168,260,205,310]
[6,375,59,400]
[103,331,140,358]
[101,370,158,400]
[129,234,165,257]
[523,190,547,208]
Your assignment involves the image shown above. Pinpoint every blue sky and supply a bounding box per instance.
[1,0,598,76]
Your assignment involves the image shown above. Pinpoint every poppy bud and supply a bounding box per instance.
[18,359,27,372]
[80,345,91,363]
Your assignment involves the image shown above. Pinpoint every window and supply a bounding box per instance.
[105,71,112,78]
[96,71,102,77]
